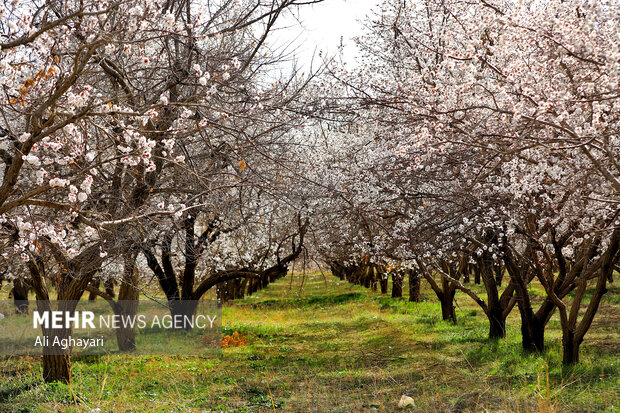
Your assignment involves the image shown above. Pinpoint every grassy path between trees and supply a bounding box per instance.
[1,273,618,412]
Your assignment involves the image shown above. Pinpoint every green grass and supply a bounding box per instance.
[0,273,618,412]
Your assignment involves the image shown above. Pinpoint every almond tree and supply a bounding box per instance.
[314,0,618,359]
[1,0,324,382]
[332,0,618,361]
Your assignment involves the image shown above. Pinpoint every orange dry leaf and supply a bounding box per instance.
[221,331,247,348]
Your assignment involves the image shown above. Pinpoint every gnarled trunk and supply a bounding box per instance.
[519,307,546,352]
[408,269,421,302]
[488,304,506,339]
[391,272,403,298]
[494,264,504,286]
[379,272,388,294]
[115,252,139,351]
[88,280,100,301]
[12,278,30,314]
[29,246,103,384]
[40,301,80,384]
[562,329,580,365]
[440,292,456,324]
[370,268,378,292]
[43,353,71,384]
[104,279,116,298]
[480,253,513,340]
[169,299,200,330]
[42,316,73,383]
[114,300,139,352]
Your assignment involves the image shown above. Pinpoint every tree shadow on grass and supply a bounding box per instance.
[239,292,366,310]
[0,378,38,403]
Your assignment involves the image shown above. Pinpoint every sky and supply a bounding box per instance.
[272,0,380,71]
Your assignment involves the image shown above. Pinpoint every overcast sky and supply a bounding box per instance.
[272,0,380,71]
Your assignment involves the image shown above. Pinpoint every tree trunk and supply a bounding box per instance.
[516,289,554,352]
[330,262,346,280]
[28,247,103,384]
[345,266,354,283]
[114,301,138,352]
[494,264,504,286]
[216,282,226,303]
[503,250,547,352]
[42,322,72,383]
[522,319,545,352]
[366,264,376,292]
[408,270,421,302]
[232,279,240,299]
[239,279,248,299]
[488,304,506,339]
[41,301,78,384]
[43,353,71,384]
[463,267,470,284]
[479,254,509,340]
[562,329,579,365]
[104,279,116,298]
[268,265,286,283]
[169,300,199,330]
[439,289,457,324]
[363,266,371,289]
[231,278,246,299]
[88,280,100,301]
[115,252,139,351]
[391,272,403,298]
[379,272,388,294]
[12,278,29,314]
[520,311,545,352]
[352,266,362,285]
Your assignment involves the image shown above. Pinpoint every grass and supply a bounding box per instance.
[0,273,618,412]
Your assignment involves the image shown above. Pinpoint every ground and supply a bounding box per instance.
[0,273,618,412]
